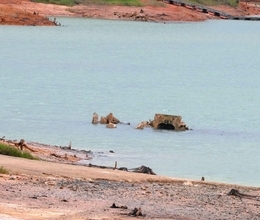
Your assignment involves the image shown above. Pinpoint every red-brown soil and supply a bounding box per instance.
[0,0,260,26]
[0,0,57,25]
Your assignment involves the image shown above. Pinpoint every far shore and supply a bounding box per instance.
[1,0,260,25]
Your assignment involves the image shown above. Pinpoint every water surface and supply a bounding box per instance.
[1,18,260,186]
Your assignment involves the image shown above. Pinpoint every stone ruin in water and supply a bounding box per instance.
[92,112,189,131]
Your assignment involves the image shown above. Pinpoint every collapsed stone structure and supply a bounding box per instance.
[151,114,188,131]
[92,112,120,127]
[92,112,188,131]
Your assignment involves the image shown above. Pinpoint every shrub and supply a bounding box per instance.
[32,0,76,6]
[32,0,144,7]
[187,0,238,7]
[0,143,37,160]
[32,0,238,7]
[0,166,8,174]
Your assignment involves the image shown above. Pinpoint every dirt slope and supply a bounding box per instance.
[1,0,260,26]
[0,0,57,25]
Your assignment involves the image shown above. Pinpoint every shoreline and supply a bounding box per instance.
[1,138,258,187]
[1,150,260,219]
[1,0,260,25]
[1,137,260,219]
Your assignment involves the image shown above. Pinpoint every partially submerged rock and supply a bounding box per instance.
[92,112,120,125]
[92,112,99,124]
[106,123,117,128]
[92,112,189,131]
[106,113,120,124]
[136,121,152,129]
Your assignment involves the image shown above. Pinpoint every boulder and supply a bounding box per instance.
[92,112,99,124]
[100,116,107,124]
[136,121,151,129]
[106,113,120,124]
[106,123,117,128]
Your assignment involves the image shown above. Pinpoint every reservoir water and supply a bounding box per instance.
[1,18,260,186]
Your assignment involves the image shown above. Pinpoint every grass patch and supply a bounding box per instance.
[32,0,76,6]
[31,0,166,7]
[81,0,143,6]
[0,166,9,174]
[31,0,239,7]
[0,143,37,160]
[186,0,238,7]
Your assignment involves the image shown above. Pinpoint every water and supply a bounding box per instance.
[1,18,260,186]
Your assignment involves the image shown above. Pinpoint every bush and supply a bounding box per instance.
[0,166,8,174]
[0,143,37,160]
[187,0,238,7]
[32,0,144,6]
[32,0,238,7]
[32,0,76,6]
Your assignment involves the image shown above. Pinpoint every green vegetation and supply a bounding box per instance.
[0,166,9,174]
[0,143,37,160]
[32,0,238,7]
[188,0,238,7]
[32,0,144,7]
[32,0,76,6]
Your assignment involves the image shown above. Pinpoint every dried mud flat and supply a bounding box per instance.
[1,150,260,220]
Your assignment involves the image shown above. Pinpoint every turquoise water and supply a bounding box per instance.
[1,18,260,186]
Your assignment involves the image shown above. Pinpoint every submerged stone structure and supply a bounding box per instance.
[151,114,188,131]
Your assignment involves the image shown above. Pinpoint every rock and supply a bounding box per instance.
[136,121,151,129]
[106,113,120,124]
[136,123,145,129]
[106,123,117,128]
[92,112,99,124]
[98,113,120,124]
[100,116,107,124]
[183,181,193,186]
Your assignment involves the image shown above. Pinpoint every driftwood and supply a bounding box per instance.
[118,167,128,171]
[87,163,156,175]
[113,161,117,170]
[88,163,114,169]
[228,189,260,201]
[128,207,145,217]
[14,139,26,150]
[129,165,156,175]
[14,139,37,152]
[110,203,128,209]
[50,153,63,158]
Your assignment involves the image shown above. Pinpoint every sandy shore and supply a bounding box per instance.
[1,140,260,220]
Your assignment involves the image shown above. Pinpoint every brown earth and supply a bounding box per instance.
[1,140,260,219]
[0,0,57,25]
[0,0,260,25]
